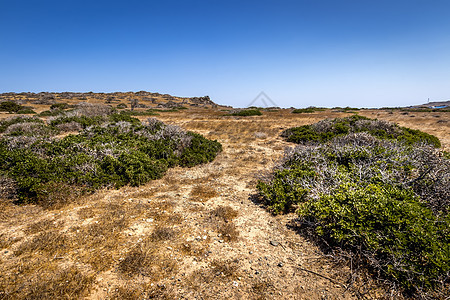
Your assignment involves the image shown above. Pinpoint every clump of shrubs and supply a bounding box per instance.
[0,101,36,114]
[258,117,449,297]
[281,115,441,148]
[0,111,222,207]
[228,109,262,116]
[292,107,326,114]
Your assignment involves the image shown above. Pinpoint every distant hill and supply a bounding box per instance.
[412,100,450,109]
[0,91,219,109]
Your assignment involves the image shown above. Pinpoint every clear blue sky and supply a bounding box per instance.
[1,0,449,108]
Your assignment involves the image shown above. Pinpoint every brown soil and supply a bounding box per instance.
[0,105,448,299]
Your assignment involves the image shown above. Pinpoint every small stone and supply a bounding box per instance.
[255,270,260,275]
[249,251,253,254]
[146,218,154,222]
[232,281,239,287]
[202,235,207,240]
[278,262,284,267]
[218,240,224,243]
[270,241,279,246]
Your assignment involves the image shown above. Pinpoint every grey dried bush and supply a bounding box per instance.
[276,132,449,214]
[4,122,50,136]
[0,176,17,200]
[71,103,113,117]
[56,121,82,132]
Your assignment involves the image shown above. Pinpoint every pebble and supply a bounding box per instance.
[278,262,284,267]
[218,240,224,243]
[270,241,279,246]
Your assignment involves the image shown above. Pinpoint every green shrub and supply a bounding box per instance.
[16,107,36,114]
[228,109,262,116]
[49,115,105,129]
[116,103,128,109]
[282,115,441,147]
[0,116,222,206]
[292,107,326,114]
[39,109,64,117]
[0,101,23,113]
[258,125,449,296]
[0,116,45,133]
[298,182,449,293]
[50,103,73,110]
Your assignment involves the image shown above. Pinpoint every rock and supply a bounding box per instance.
[278,262,284,267]
[270,241,279,246]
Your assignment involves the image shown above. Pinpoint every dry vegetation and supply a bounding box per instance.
[0,93,449,299]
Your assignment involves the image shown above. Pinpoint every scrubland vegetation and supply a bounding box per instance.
[0,103,222,208]
[258,116,449,298]
[1,93,448,299]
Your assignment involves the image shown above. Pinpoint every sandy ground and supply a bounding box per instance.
[0,108,448,299]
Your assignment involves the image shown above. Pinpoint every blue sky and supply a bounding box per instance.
[1,0,449,108]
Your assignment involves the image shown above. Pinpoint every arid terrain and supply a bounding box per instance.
[0,93,449,299]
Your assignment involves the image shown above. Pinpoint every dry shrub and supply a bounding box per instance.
[208,206,239,242]
[34,182,84,209]
[77,206,96,219]
[251,279,275,299]
[56,121,82,132]
[189,184,218,202]
[210,259,240,277]
[72,102,113,117]
[25,219,64,234]
[179,242,208,258]
[210,205,238,222]
[0,176,17,200]
[14,230,68,256]
[150,226,177,242]
[117,237,178,279]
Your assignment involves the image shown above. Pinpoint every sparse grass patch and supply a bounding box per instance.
[14,230,69,256]
[208,206,239,242]
[117,237,178,279]
[0,265,94,299]
[189,184,218,202]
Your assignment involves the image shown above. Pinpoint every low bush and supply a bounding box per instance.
[281,115,441,147]
[258,119,449,297]
[116,103,128,109]
[50,103,73,110]
[0,101,23,113]
[228,109,262,116]
[0,116,44,133]
[292,107,326,114]
[0,115,222,206]
[0,101,36,114]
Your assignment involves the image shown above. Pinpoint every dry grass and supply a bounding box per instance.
[117,236,178,279]
[14,230,69,256]
[25,219,64,234]
[189,184,218,202]
[0,259,94,300]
